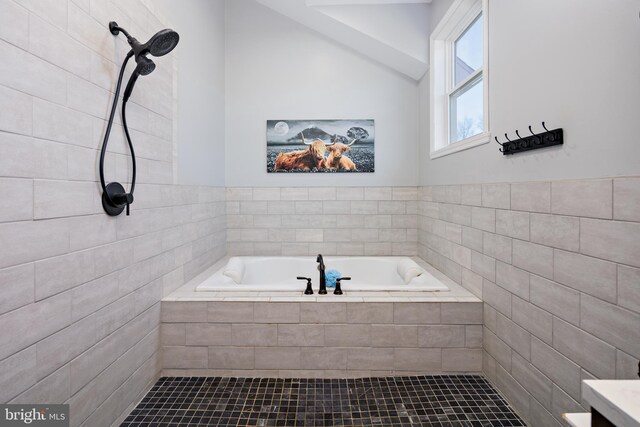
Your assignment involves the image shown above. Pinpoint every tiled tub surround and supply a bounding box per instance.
[0,1,226,426]
[417,178,640,427]
[226,186,418,257]
[161,258,483,378]
[161,300,483,378]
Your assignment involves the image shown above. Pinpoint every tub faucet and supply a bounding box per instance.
[297,277,313,295]
[317,254,327,294]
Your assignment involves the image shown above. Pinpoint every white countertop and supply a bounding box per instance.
[562,413,590,427]
[582,380,640,427]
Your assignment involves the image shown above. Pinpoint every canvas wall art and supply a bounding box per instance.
[266,119,375,173]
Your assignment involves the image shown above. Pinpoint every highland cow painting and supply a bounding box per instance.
[266,119,374,173]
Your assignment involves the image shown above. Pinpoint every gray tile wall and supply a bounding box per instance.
[161,301,483,377]
[418,179,640,426]
[4,0,638,425]
[0,1,226,426]
[226,187,418,256]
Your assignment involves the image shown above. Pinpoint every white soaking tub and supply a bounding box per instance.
[195,256,450,292]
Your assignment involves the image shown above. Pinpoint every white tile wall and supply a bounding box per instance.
[161,301,483,376]
[419,178,640,426]
[0,1,226,426]
[226,187,418,256]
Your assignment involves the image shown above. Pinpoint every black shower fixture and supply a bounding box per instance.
[99,22,179,216]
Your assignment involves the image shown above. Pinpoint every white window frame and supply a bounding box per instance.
[430,0,489,159]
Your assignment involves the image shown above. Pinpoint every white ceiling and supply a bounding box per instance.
[255,0,431,80]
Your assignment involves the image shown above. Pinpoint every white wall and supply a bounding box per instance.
[225,0,420,187]
[314,3,430,62]
[420,0,640,185]
[428,0,455,33]
[153,0,226,187]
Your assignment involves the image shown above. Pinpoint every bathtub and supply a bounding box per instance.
[195,256,450,292]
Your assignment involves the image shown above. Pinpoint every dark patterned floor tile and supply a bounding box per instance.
[121,375,525,427]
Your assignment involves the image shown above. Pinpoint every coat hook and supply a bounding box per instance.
[497,122,563,155]
[542,121,550,132]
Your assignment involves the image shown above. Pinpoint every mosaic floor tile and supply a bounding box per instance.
[121,375,525,426]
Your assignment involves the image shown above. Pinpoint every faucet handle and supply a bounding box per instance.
[334,277,350,295]
[297,277,313,295]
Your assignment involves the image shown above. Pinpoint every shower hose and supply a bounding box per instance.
[99,51,136,216]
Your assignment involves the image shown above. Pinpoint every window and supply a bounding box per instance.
[430,0,489,158]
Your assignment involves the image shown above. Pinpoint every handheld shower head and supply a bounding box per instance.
[123,56,155,102]
[146,29,180,57]
[135,55,156,76]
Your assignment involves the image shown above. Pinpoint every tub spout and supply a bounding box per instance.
[317,254,327,294]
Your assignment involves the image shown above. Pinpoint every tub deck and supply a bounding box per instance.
[165,256,477,302]
[161,257,482,378]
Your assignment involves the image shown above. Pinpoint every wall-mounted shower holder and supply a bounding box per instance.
[99,21,179,217]
[102,182,133,216]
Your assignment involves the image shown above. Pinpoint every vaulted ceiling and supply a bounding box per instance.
[254,0,432,80]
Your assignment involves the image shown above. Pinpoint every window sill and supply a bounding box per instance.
[430,131,490,159]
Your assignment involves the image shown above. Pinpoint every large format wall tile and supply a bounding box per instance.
[0,0,29,49]
[580,294,640,357]
[553,250,616,302]
[0,39,67,104]
[530,213,580,252]
[0,85,32,135]
[618,265,640,313]
[552,318,616,379]
[227,187,418,256]
[580,218,640,268]
[0,2,226,426]
[512,240,553,279]
[614,177,640,221]
[510,181,550,213]
[162,301,483,377]
[551,179,612,219]
[418,179,640,426]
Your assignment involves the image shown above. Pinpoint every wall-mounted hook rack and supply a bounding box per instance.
[495,122,563,155]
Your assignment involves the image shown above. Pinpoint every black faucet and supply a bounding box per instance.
[317,254,327,294]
